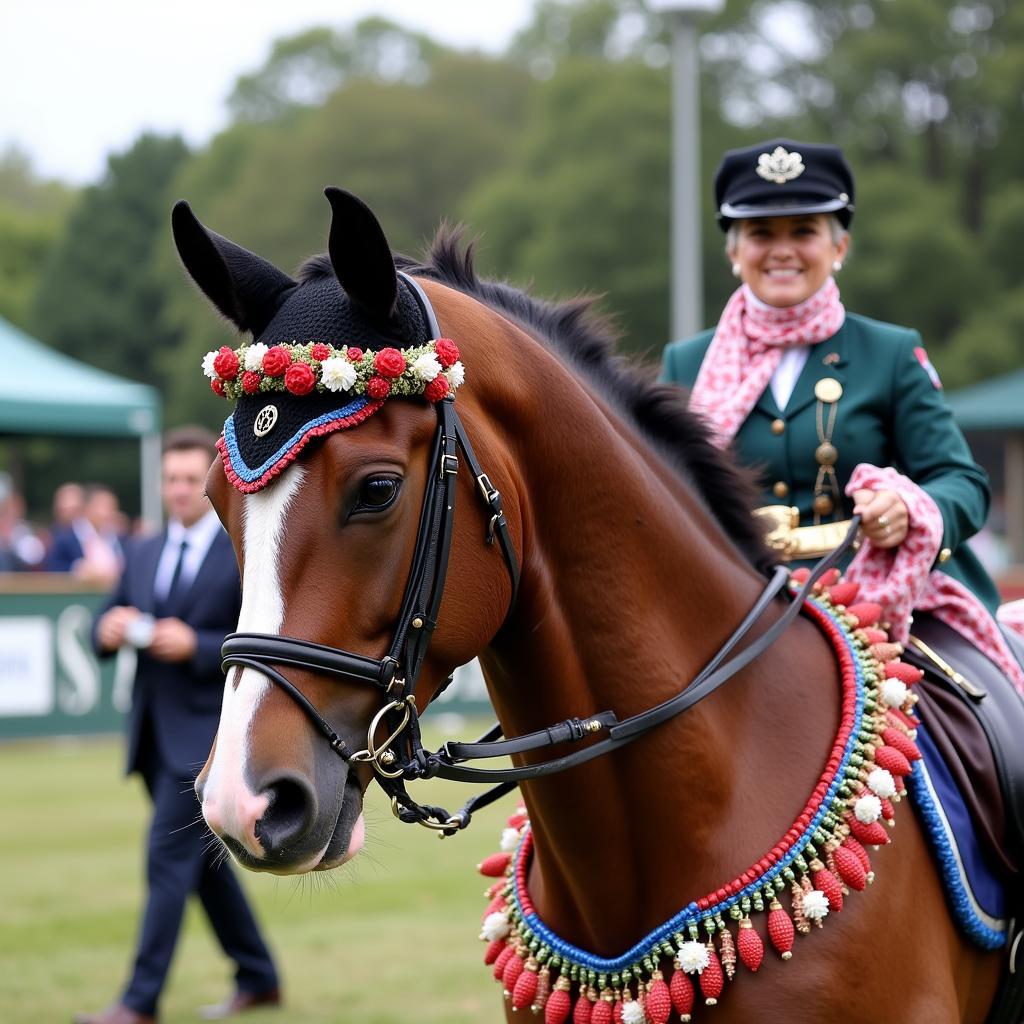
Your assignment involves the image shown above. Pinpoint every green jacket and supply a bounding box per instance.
[660,312,1000,613]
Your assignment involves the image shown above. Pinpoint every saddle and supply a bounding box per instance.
[902,613,1024,1024]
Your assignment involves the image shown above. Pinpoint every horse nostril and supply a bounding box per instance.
[254,775,316,855]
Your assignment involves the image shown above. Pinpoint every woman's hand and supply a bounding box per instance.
[851,489,909,549]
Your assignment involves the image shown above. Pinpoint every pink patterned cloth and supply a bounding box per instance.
[689,278,845,447]
[844,464,1024,693]
[998,601,1024,636]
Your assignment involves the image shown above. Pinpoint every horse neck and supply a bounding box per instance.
[469,327,839,957]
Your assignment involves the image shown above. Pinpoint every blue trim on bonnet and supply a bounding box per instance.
[223,397,371,483]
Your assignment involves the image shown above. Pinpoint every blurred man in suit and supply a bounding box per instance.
[75,426,280,1024]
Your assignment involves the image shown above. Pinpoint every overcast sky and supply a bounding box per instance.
[0,1,535,185]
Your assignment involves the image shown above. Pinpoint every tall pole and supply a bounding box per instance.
[669,13,703,341]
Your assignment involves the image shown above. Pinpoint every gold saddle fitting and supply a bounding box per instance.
[753,504,855,561]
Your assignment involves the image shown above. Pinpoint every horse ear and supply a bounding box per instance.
[171,200,296,337]
[324,187,398,323]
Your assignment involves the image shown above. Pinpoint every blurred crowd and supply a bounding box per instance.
[0,472,134,586]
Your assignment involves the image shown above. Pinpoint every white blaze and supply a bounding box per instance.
[202,468,306,850]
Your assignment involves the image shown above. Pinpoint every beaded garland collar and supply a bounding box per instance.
[200,337,465,494]
[474,574,924,1022]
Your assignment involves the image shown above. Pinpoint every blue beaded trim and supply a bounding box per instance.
[222,397,371,483]
[511,596,867,974]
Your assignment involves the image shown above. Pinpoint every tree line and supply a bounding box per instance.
[3,0,1020,513]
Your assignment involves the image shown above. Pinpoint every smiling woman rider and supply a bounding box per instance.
[659,139,1018,667]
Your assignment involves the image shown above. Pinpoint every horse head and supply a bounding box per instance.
[178,190,517,873]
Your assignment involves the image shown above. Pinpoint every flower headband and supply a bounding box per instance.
[202,337,465,403]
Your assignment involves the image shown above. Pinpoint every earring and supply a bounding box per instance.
[731,263,741,278]
[832,260,843,273]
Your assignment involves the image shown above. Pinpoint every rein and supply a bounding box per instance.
[219,274,862,836]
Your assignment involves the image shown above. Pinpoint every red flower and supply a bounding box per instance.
[213,346,240,380]
[285,362,316,395]
[424,375,449,402]
[347,346,364,362]
[262,345,292,377]
[434,338,460,369]
[210,377,226,397]
[310,343,332,361]
[374,347,406,378]
[367,376,391,399]
[241,371,261,394]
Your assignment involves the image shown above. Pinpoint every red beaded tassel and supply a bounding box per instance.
[699,944,724,1005]
[669,969,694,1022]
[811,860,844,913]
[478,852,513,877]
[512,957,539,1010]
[646,971,672,1024]
[736,918,764,972]
[502,948,526,996]
[882,727,921,763]
[831,843,867,891]
[545,976,572,1024]
[573,987,595,1024]
[847,812,889,847]
[768,899,795,959]
[484,937,506,965]
[591,988,614,1024]
[493,941,516,980]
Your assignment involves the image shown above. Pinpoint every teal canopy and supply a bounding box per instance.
[946,370,1024,433]
[1,315,160,436]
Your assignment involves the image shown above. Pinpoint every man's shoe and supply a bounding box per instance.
[198,989,282,1019]
[72,1005,157,1024]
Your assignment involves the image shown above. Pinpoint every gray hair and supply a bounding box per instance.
[725,213,848,256]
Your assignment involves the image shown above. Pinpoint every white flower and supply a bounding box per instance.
[854,793,883,824]
[411,352,443,382]
[480,911,510,942]
[500,827,520,852]
[621,1002,645,1024]
[445,361,466,389]
[802,890,829,920]
[201,350,219,378]
[320,358,358,392]
[675,940,709,974]
[244,343,269,371]
[881,678,908,708]
[867,768,896,799]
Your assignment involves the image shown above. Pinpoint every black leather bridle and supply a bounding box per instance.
[221,273,861,835]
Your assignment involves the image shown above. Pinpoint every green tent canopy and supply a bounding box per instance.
[2,316,162,525]
[2,315,159,436]
[946,369,1024,432]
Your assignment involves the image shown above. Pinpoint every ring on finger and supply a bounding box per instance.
[878,514,890,528]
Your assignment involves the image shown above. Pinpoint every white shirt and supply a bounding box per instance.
[770,347,811,411]
[153,508,223,603]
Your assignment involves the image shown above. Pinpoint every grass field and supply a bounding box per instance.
[1,724,512,1022]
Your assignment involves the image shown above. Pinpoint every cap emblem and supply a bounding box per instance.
[756,146,805,185]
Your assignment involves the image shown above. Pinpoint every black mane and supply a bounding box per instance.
[396,230,771,573]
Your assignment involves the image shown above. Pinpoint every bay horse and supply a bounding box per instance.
[176,188,1002,1022]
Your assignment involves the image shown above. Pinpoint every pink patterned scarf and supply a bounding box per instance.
[689,278,845,448]
[844,464,1024,693]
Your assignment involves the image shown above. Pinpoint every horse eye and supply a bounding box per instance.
[352,476,401,515]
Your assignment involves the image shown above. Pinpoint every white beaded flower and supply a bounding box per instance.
[445,361,466,389]
[675,940,709,974]
[320,357,358,392]
[881,678,908,708]
[867,768,896,799]
[244,342,269,371]
[411,352,443,382]
[480,911,510,942]
[201,350,218,378]
[802,890,829,920]
[622,1002,645,1024]
[500,827,521,852]
[854,793,883,824]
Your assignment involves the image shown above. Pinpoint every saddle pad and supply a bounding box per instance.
[906,721,1008,949]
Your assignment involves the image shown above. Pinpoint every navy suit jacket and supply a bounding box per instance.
[46,525,85,572]
[93,527,242,781]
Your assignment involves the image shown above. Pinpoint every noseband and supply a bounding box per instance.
[221,273,861,836]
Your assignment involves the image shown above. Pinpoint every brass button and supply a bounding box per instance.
[814,377,843,403]
[771,418,785,435]
[815,441,838,467]
[938,547,952,563]
[813,494,834,516]
[773,481,789,498]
